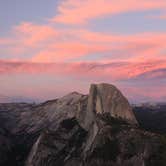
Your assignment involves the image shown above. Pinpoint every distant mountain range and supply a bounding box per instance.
[133,102,166,108]
[0,94,35,103]
[133,103,166,133]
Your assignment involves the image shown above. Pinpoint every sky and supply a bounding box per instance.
[0,0,166,103]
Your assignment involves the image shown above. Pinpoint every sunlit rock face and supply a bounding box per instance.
[92,83,137,123]
[83,83,138,130]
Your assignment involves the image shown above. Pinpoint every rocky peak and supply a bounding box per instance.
[83,83,138,130]
[2,83,159,166]
[59,91,87,105]
[23,83,166,166]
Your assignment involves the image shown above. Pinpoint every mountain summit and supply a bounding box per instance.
[83,83,138,130]
[0,83,165,166]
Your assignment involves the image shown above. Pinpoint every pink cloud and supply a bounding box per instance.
[0,59,166,81]
[51,0,166,24]
[1,59,166,102]
[1,1,166,102]
[31,41,113,62]
[31,30,166,62]
[1,22,166,63]
[14,22,57,44]
[0,22,59,58]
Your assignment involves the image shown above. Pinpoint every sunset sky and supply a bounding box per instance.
[0,0,166,103]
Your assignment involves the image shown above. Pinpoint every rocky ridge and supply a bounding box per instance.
[0,83,165,166]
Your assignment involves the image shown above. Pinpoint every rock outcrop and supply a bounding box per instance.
[26,115,164,166]
[83,83,138,130]
[0,92,87,166]
[0,83,165,166]
[26,118,87,166]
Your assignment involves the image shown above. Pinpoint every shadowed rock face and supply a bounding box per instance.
[26,115,164,166]
[0,93,87,166]
[26,118,87,166]
[0,83,165,166]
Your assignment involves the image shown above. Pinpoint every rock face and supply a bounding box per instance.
[26,118,87,166]
[83,83,138,130]
[26,116,164,166]
[0,92,87,166]
[91,83,137,124]
[0,83,165,166]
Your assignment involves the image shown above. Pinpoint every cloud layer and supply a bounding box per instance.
[51,0,166,24]
[1,22,166,63]
[0,59,165,80]
[0,0,166,102]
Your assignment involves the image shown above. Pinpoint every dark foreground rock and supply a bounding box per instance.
[0,83,166,166]
[26,115,166,166]
[26,118,87,166]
